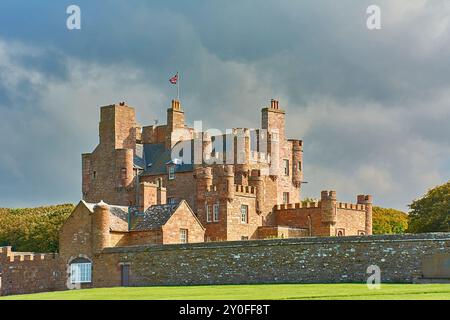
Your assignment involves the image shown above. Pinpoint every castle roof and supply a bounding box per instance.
[135,143,194,176]
[83,201,129,232]
[83,200,185,232]
[129,201,182,231]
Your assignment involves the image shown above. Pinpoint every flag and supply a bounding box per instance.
[169,73,178,85]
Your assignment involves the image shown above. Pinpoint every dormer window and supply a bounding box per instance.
[168,165,175,180]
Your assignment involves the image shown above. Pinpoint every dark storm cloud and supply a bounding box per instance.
[0,0,449,209]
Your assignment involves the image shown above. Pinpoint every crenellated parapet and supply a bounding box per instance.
[273,190,372,237]
[235,185,256,196]
[0,246,59,263]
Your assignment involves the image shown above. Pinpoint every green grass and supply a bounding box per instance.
[1,283,450,300]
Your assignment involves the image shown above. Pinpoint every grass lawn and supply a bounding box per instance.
[1,283,450,300]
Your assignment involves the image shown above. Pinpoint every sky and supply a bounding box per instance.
[0,0,449,210]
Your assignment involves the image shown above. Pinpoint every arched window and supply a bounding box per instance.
[70,257,92,284]
[337,230,344,237]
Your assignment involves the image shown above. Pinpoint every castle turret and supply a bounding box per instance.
[291,140,303,188]
[195,166,212,202]
[249,169,263,214]
[357,195,373,235]
[115,149,134,189]
[202,132,212,164]
[92,201,111,254]
[234,128,250,180]
[321,190,337,225]
[220,165,235,202]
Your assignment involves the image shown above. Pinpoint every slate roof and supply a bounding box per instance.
[133,143,194,176]
[83,201,129,232]
[129,202,181,231]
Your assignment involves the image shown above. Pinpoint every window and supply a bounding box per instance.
[271,132,279,142]
[168,166,175,180]
[213,203,220,222]
[70,258,92,284]
[283,192,289,204]
[180,228,188,244]
[120,168,127,180]
[241,205,248,224]
[283,159,290,176]
[358,230,366,236]
[241,236,249,241]
[298,161,302,172]
[336,229,345,237]
[206,204,212,223]
[92,171,97,180]
[168,197,177,204]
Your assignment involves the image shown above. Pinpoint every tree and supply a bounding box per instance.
[0,204,74,252]
[407,181,450,233]
[372,206,408,234]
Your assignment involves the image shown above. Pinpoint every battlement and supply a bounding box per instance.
[274,202,320,211]
[338,202,366,211]
[0,246,58,263]
[206,184,218,192]
[289,139,303,149]
[273,201,367,212]
[235,185,256,195]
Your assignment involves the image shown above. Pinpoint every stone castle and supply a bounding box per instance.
[81,99,373,243]
[2,98,449,297]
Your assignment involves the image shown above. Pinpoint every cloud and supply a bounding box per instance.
[0,1,449,210]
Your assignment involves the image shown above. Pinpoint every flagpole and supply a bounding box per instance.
[177,72,180,101]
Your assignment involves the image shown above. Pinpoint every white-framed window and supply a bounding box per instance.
[241,205,248,224]
[180,228,188,244]
[283,159,290,176]
[206,204,212,223]
[168,165,175,180]
[70,258,92,284]
[213,203,220,222]
[283,192,289,204]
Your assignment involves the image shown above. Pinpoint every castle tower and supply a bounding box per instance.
[92,201,111,254]
[99,102,136,150]
[82,103,137,205]
[166,99,185,149]
[234,128,250,179]
[357,195,373,235]
[220,165,235,202]
[249,169,263,214]
[262,99,285,145]
[321,190,337,225]
[291,140,303,189]
[115,149,134,189]
[195,166,213,202]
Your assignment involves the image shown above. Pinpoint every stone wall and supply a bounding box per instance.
[95,233,450,288]
[0,247,64,296]
[1,233,450,296]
